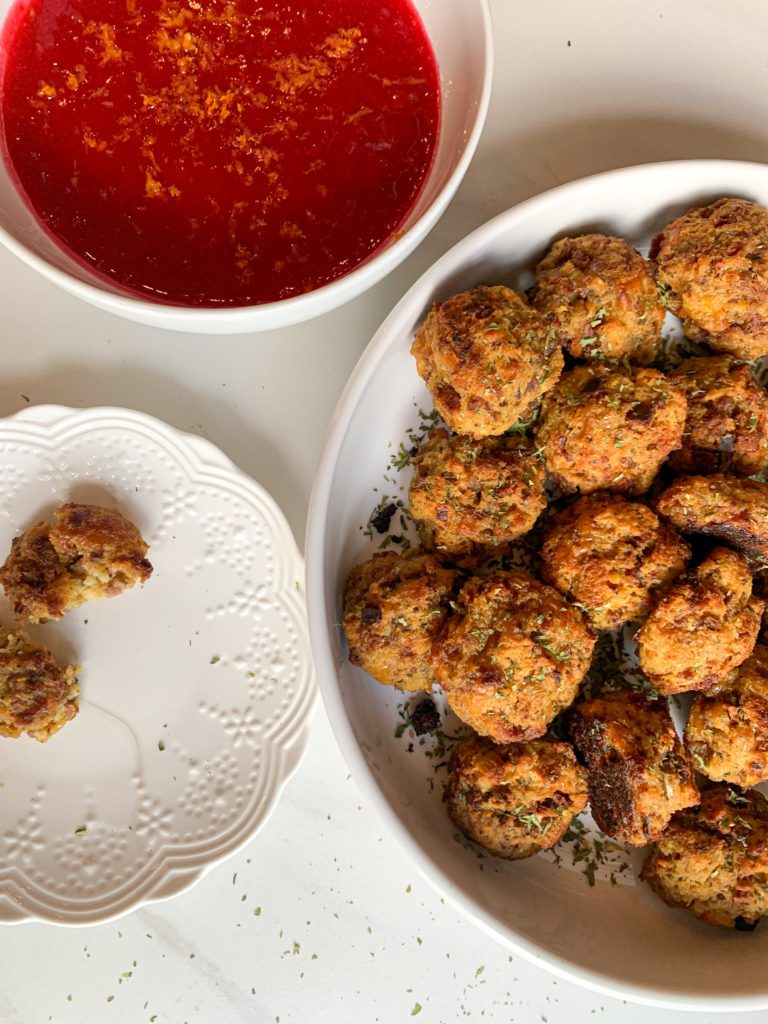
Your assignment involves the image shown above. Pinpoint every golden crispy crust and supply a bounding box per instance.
[409,428,546,561]
[636,547,763,695]
[342,548,457,692]
[534,364,687,496]
[650,198,768,360]
[641,785,768,928]
[410,285,563,440]
[530,234,663,364]
[668,356,768,476]
[569,689,698,845]
[685,645,768,787]
[655,474,768,572]
[539,493,690,631]
[431,570,595,742]
[444,734,588,859]
[0,628,79,742]
[0,504,153,623]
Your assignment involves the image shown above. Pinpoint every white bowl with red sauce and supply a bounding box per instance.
[0,0,492,333]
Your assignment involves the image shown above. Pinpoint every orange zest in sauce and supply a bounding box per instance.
[1,0,440,306]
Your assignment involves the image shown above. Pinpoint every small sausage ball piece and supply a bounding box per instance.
[668,356,768,477]
[636,547,763,696]
[530,234,664,364]
[409,428,547,561]
[431,570,595,742]
[0,628,79,742]
[569,690,698,845]
[342,549,456,692]
[641,786,768,929]
[535,364,687,496]
[539,494,690,631]
[444,734,588,860]
[651,198,768,361]
[411,285,563,440]
[655,474,768,572]
[685,645,768,788]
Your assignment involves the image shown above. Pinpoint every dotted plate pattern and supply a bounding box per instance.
[0,406,315,924]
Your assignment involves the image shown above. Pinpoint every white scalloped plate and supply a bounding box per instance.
[0,405,315,924]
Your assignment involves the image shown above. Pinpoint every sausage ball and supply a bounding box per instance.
[539,493,690,631]
[529,233,664,364]
[650,197,768,360]
[0,503,153,623]
[409,428,547,561]
[0,628,79,742]
[444,734,588,859]
[668,356,768,477]
[431,570,595,742]
[342,548,456,692]
[569,689,698,845]
[410,285,563,439]
[685,644,768,788]
[655,474,768,572]
[534,364,687,496]
[636,547,763,695]
[641,786,768,929]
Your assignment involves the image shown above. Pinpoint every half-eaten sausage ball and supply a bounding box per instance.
[569,689,698,845]
[530,233,663,364]
[650,197,768,360]
[668,355,768,477]
[431,570,595,743]
[343,548,456,692]
[636,547,763,696]
[641,785,768,929]
[539,493,690,631]
[535,364,687,496]
[444,734,588,859]
[655,474,768,572]
[685,644,768,788]
[411,285,563,439]
[409,428,547,561]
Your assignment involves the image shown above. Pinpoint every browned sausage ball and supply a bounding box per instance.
[685,644,768,788]
[0,503,153,624]
[650,198,768,360]
[431,570,595,743]
[569,689,698,845]
[641,785,768,929]
[0,628,79,742]
[668,356,768,476]
[529,233,664,364]
[534,364,687,496]
[636,547,763,696]
[444,734,588,859]
[539,493,690,631]
[342,548,457,692]
[655,474,768,572]
[409,428,547,561]
[410,285,563,439]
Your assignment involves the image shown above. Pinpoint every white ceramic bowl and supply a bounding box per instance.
[306,160,768,1011]
[0,0,491,334]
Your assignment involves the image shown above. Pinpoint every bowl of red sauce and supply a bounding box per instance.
[0,0,491,332]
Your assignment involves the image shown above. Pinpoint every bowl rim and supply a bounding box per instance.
[0,0,493,330]
[305,158,768,1012]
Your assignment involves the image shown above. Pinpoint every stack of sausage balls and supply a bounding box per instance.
[343,197,768,931]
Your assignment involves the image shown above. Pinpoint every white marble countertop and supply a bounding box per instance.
[3,0,768,1019]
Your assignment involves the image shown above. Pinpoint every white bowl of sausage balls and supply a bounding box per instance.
[306,160,768,1009]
